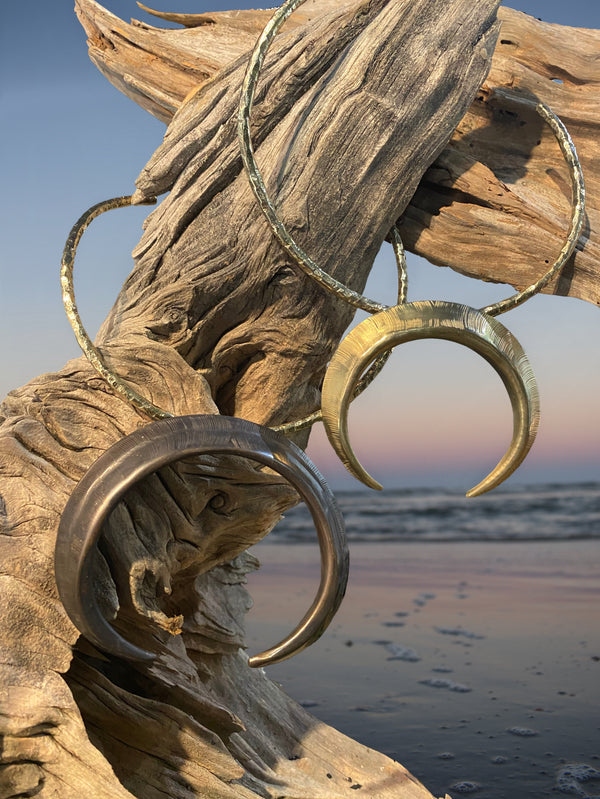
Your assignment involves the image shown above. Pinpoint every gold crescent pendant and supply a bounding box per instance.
[321,301,540,497]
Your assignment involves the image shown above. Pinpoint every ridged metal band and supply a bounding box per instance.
[55,414,349,668]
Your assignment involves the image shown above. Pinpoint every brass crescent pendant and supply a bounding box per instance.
[55,415,349,668]
[321,301,540,497]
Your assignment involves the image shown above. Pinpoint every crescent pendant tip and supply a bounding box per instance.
[466,425,538,499]
[332,444,383,491]
[466,474,511,499]
[248,651,271,669]
[465,450,531,499]
[322,371,385,491]
[465,482,491,499]
[342,454,383,490]
[466,467,510,497]
[110,640,156,663]
[365,474,384,491]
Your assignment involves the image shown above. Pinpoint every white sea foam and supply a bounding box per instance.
[555,764,600,797]
[382,642,420,662]
[506,726,538,737]
[434,627,485,640]
[448,780,481,793]
[420,678,471,693]
[271,482,600,543]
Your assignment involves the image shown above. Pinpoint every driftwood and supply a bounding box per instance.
[76,0,600,305]
[0,0,597,798]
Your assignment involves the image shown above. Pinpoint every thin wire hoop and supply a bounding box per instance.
[64,0,585,429]
[237,0,585,318]
[60,195,171,420]
[61,199,406,430]
[481,97,585,317]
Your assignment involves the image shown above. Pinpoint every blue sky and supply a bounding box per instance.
[1,0,598,490]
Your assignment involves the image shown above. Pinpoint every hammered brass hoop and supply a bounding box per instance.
[61,200,407,429]
[60,195,169,421]
[238,0,585,318]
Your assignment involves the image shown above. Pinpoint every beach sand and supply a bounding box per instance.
[245,540,600,798]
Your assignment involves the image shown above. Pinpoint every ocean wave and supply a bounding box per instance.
[269,482,600,544]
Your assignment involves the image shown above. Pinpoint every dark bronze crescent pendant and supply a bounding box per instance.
[321,301,540,497]
[55,414,348,668]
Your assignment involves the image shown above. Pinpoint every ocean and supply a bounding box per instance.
[249,481,600,797]
[270,481,600,543]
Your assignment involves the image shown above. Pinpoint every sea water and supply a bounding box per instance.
[270,481,600,543]
[249,482,600,798]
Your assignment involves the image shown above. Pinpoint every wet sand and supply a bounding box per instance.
[245,540,600,798]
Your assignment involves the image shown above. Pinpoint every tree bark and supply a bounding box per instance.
[75,0,600,305]
[0,1,504,797]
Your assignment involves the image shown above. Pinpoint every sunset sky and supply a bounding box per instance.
[1,0,598,491]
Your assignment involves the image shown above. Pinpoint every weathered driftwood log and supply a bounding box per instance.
[0,1,502,797]
[76,0,600,305]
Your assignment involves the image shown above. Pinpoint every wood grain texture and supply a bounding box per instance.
[0,1,501,796]
[402,9,600,305]
[75,0,599,303]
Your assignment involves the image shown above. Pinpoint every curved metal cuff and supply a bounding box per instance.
[321,301,540,496]
[55,414,349,668]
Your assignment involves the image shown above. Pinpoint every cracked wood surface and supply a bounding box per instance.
[75,0,600,304]
[0,0,499,796]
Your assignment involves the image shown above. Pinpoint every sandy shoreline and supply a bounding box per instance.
[245,540,600,798]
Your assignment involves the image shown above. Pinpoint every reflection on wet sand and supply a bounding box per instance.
[246,541,600,799]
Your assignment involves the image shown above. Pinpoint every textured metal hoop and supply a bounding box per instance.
[238,0,386,314]
[55,414,349,668]
[61,196,407,431]
[238,0,585,316]
[60,195,168,420]
[481,98,585,317]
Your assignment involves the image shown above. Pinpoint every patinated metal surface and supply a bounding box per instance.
[55,415,349,667]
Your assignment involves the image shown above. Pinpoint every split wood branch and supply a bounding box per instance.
[75,0,600,304]
[1,1,501,796]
